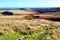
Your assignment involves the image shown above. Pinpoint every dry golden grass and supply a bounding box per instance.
[0,15,60,40]
[0,10,60,40]
[0,10,37,15]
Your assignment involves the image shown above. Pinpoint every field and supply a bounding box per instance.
[0,10,60,40]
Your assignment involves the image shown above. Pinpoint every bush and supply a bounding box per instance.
[0,32,3,35]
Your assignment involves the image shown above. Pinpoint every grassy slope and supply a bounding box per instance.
[0,16,60,40]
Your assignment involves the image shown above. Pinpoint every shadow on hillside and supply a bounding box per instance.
[48,18,60,22]
[1,11,13,15]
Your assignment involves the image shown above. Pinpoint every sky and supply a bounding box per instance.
[0,0,60,8]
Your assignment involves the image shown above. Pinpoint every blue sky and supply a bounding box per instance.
[0,0,60,8]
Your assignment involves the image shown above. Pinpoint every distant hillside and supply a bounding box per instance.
[23,7,60,13]
[0,7,60,13]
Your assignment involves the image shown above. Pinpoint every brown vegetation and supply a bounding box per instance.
[0,10,60,40]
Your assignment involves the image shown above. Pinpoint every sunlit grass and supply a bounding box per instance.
[0,17,60,40]
[0,32,22,40]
